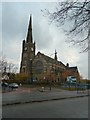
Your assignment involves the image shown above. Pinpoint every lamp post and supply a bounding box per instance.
[50,66,54,91]
[54,63,57,83]
[30,59,33,84]
[60,69,62,85]
[50,78,51,91]
[49,72,52,91]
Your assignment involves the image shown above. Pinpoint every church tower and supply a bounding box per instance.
[20,15,35,75]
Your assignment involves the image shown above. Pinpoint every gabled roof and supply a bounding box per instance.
[67,66,78,72]
[36,51,66,67]
[37,52,55,63]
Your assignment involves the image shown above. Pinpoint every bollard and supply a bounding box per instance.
[42,86,44,92]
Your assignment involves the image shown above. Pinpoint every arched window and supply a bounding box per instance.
[35,60,43,74]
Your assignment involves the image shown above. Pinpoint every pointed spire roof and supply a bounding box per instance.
[28,14,32,30]
[54,49,57,61]
[26,14,33,43]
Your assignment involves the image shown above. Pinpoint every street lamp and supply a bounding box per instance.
[50,66,54,91]
[30,59,33,84]
[49,74,52,91]
[54,64,57,83]
[59,69,63,85]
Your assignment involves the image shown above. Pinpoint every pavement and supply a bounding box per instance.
[1,87,90,106]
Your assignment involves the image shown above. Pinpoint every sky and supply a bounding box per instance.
[0,0,88,79]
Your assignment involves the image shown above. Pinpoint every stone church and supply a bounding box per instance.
[20,15,80,83]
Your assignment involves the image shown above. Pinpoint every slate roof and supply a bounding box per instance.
[66,66,78,72]
[37,51,66,67]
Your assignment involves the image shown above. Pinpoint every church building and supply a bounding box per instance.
[20,15,80,83]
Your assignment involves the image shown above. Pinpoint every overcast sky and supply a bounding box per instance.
[1,1,88,79]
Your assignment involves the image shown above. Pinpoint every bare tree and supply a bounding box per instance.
[0,55,18,73]
[0,55,7,73]
[7,62,18,73]
[42,0,90,52]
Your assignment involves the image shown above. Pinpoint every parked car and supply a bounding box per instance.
[1,82,8,87]
[9,83,19,89]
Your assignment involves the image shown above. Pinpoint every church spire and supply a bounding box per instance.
[54,49,57,61]
[29,14,32,30]
[26,14,33,43]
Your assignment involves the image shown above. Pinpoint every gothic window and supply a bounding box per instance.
[35,60,43,74]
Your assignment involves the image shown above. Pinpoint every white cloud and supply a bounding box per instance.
[1,0,58,2]
[1,2,88,79]
[64,49,80,65]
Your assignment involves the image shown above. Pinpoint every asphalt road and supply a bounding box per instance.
[2,96,88,118]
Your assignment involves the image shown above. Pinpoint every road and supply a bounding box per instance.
[2,96,88,118]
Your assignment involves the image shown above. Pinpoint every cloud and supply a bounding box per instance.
[2,36,21,67]
[33,17,55,51]
[2,2,29,42]
[1,0,58,2]
[35,19,80,65]
[1,2,88,79]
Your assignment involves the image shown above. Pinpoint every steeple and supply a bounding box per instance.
[54,49,57,61]
[20,14,36,75]
[26,14,33,43]
[29,15,32,29]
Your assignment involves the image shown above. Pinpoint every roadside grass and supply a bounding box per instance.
[61,86,87,91]
[21,83,50,88]
[62,87,77,91]
[21,84,75,91]
[21,83,61,89]
[21,83,88,91]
